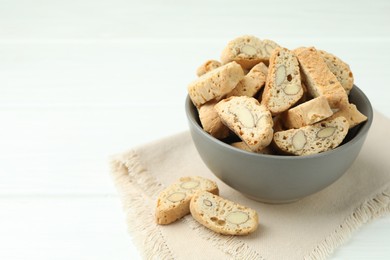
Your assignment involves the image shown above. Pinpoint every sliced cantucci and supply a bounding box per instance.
[261,47,303,115]
[273,116,349,156]
[318,49,354,94]
[293,47,348,109]
[155,176,219,225]
[220,35,281,69]
[188,61,244,107]
[190,190,258,235]
[215,96,274,152]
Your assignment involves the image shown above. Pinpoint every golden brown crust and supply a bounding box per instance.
[318,50,354,93]
[188,61,244,107]
[294,47,348,109]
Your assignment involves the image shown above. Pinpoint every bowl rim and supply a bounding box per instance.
[185,85,373,160]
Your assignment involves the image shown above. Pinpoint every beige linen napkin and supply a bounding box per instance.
[110,111,390,260]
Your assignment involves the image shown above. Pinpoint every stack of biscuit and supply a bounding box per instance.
[188,35,367,156]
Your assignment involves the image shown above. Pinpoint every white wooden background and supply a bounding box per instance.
[1,0,389,259]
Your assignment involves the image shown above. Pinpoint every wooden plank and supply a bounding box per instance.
[0,0,389,40]
[0,107,187,194]
[0,196,140,260]
[333,216,390,259]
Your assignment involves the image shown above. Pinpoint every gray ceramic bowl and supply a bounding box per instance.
[185,86,373,203]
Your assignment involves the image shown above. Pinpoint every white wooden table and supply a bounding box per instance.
[1,0,389,259]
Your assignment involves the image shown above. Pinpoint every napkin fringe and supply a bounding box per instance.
[111,147,390,260]
[111,150,262,260]
[306,185,390,259]
[110,151,175,260]
[184,217,263,260]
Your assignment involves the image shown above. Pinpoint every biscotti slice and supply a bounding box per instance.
[196,59,222,76]
[188,61,245,107]
[273,116,349,156]
[328,102,367,129]
[190,191,258,236]
[220,35,280,69]
[198,100,230,139]
[283,96,333,129]
[318,49,354,93]
[227,62,268,98]
[214,96,274,152]
[155,176,219,225]
[294,47,348,109]
[262,47,303,115]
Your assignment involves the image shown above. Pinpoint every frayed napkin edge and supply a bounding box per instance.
[109,148,390,260]
[109,149,265,260]
[109,150,175,260]
[306,185,390,259]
